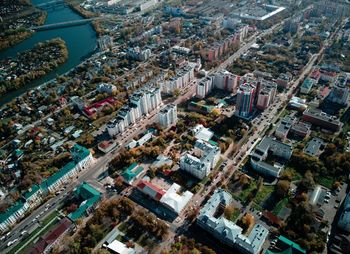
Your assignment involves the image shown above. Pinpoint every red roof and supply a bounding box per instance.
[26,218,72,254]
[321,87,330,98]
[136,180,165,201]
[310,70,321,80]
[98,141,111,149]
[83,97,116,116]
[262,211,283,227]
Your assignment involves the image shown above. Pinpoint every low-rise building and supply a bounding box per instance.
[160,183,193,214]
[275,116,296,140]
[180,139,220,179]
[68,182,101,221]
[27,218,74,254]
[338,190,350,232]
[97,83,117,94]
[250,137,292,178]
[121,163,144,184]
[98,140,118,153]
[288,97,307,111]
[136,180,165,201]
[290,121,311,138]
[304,138,325,157]
[265,235,306,254]
[198,189,268,254]
[300,78,315,94]
[191,124,214,142]
[302,108,342,132]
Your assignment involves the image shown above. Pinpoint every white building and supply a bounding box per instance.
[196,76,214,99]
[180,154,211,179]
[160,183,193,214]
[158,104,177,128]
[161,63,195,94]
[127,47,151,61]
[97,83,117,94]
[197,189,268,254]
[191,124,214,141]
[180,139,220,179]
[107,86,162,137]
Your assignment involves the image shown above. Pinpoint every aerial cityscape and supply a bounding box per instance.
[0,0,349,254]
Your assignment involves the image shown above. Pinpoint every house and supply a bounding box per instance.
[27,218,74,254]
[136,180,165,201]
[121,163,144,184]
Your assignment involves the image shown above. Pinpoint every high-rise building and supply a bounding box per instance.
[196,76,214,99]
[158,104,177,128]
[256,81,277,110]
[214,70,239,93]
[235,83,256,118]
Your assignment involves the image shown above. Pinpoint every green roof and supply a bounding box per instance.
[121,163,143,182]
[71,144,90,163]
[0,201,25,224]
[278,236,306,254]
[40,161,76,190]
[15,149,23,157]
[68,182,101,221]
[208,140,218,146]
[301,78,314,89]
[266,235,306,254]
[23,185,40,200]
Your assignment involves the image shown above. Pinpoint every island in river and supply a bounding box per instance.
[0,38,68,95]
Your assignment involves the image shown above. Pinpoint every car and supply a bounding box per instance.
[334,203,339,209]
[0,236,5,241]
[20,230,27,236]
[324,199,329,203]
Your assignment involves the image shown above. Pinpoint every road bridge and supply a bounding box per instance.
[30,18,99,31]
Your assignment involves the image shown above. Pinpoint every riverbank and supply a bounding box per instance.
[0,0,98,106]
[65,0,106,35]
[0,38,68,96]
[0,0,47,51]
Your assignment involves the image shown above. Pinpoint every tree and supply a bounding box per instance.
[276,180,291,198]
[173,88,180,97]
[239,174,250,188]
[67,203,78,213]
[238,213,254,233]
[224,205,235,219]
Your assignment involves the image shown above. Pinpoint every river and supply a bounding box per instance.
[0,0,97,106]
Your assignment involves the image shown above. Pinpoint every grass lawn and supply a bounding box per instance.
[118,221,128,232]
[230,209,241,223]
[238,181,257,201]
[254,185,274,205]
[273,198,289,215]
[283,168,303,181]
[316,176,335,189]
